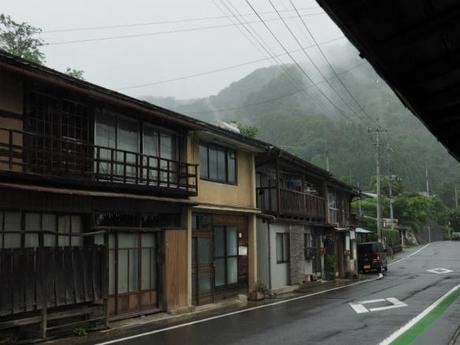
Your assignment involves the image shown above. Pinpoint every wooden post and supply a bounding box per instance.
[8,130,13,170]
[39,248,48,340]
[40,306,47,340]
[103,230,110,328]
[324,182,329,223]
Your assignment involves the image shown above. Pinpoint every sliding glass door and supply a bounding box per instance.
[213,226,239,289]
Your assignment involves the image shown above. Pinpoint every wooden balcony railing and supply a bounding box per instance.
[0,128,198,195]
[257,186,325,219]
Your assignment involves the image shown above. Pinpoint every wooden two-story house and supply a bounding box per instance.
[255,148,357,291]
[325,180,358,279]
[0,51,195,335]
[187,128,264,305]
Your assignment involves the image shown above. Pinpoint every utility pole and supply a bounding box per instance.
[325,140,330,172]
[455,184,458,208]
[425,167,431,242]
[388,175,394,222]
[386,145,395,225]
[357,182,363,217]
[369,127,387,244]
[425,166,430,197]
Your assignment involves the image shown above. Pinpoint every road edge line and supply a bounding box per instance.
[95,278,379,345]
[389,243,430,266]
[378,283,460,345]
[95,244,431,345]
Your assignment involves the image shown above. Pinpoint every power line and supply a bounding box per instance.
[178,61,366,114]
[42,12,326,46]
[244,0,355,123]
[118,36,345,90]
[268,0,371,126]
[218,0,305,93]
[42,6,323,33]
[289,0,376,125]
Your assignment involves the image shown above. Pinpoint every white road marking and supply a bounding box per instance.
[427,267,453,274]
[378,283,460,345]
[389,243,430,266]
[349,302,371,314]
[94,243,431,345]
[349,297,407,314]
[95,278,380,345]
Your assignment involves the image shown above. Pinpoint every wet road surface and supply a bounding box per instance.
[93,241,460,345]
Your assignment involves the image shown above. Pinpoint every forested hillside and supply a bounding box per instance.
[142,42,460,208]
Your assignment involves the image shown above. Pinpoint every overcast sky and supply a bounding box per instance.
[3,0,350,100]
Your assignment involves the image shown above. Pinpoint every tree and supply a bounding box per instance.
[65,67,85,80]
[0,14,45,64]
[235,122,258,139]
[369,175,403,197]
[449,207,460,231]
[393,193,449,227]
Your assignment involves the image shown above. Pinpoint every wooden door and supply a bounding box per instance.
[192,230,214,305]
[107,231,160,316]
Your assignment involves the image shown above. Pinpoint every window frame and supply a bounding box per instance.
[276,232,290,264]
[213,225,240,289]
[0,209,84,249]
[199,142,237,185]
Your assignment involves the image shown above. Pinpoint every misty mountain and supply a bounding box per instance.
[141,42,460,207]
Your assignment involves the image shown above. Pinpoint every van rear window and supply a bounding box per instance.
[358,243,378,253]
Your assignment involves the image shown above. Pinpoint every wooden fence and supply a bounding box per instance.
[0,245,107,318]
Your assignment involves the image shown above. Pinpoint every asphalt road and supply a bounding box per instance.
[94,241,460,345]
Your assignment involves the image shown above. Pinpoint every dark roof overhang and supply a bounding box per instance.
[317,0,460,161]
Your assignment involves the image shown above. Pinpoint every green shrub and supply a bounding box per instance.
[73,327,87,337]
[383,229,400,247]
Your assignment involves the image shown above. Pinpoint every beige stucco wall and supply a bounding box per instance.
[189,133,257,210]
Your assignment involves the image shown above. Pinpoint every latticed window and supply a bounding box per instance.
[25,91,91,175]
[0,210,83,249]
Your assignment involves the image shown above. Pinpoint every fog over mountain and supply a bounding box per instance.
[142,41,460,207]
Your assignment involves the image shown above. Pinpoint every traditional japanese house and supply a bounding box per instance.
[324,180,358,279]
[256,148,357,291]
[0,51,201,337]
[188,127,264,305]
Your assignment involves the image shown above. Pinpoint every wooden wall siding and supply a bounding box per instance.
[164,229,188,310]
[0,245,106,317]
[257,186,326,221]
[0,118,23,173]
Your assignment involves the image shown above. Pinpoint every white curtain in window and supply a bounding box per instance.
[4,212,21,248]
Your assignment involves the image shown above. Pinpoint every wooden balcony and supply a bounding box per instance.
[257,186,325,220]
[0,128,198,196]
[328,208,348,227]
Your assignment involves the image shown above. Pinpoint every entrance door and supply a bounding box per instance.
[192,231,214,305]
[312,233,322,275]
[213,225,239,291]
[336,233,346,278]
[103,231,160,316]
